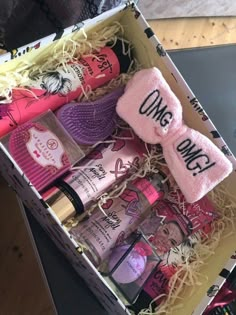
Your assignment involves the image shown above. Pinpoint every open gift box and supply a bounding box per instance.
[0,2,235,314]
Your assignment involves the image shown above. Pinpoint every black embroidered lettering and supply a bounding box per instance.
[187,154,210,167]
[160,111,173,127]
[152,100,167,121]
[176,139,192,152]
[198,161,216,173]
[186,155,209,174]
[139,90,160,114]
[181,144,202,162]
[177,139,216,176]
[139,89,173,129]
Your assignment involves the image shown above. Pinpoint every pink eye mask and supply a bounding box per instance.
[116,67,233,203]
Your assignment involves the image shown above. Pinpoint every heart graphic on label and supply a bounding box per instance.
[33,150,40,158]
[112,139,125,152]
[102,199,113,210]
[134,242,153,256]
[86,150,103,160]
[115,231,125,246]
[131,156,140,169]
[110,158,129,179]
[120,189,139,203]
[9,122,71,191]
[125,199,142,224]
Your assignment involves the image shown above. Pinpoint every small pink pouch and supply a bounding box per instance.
[116,67,233,203]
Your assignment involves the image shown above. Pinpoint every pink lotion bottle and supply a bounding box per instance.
[43,137,146,222]
[70,173,169,266]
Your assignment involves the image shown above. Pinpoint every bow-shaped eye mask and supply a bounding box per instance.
[116,67,233,203]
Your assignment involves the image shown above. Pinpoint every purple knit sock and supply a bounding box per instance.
[56,87,124,145]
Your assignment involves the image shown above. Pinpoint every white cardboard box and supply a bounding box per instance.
[0,3,235,314]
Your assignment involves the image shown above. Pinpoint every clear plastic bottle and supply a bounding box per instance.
[70,172,169,266]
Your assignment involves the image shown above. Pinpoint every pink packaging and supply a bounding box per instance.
[130,223,215,314]
[105,234,161,304]
[159,227,210,279]
[130,266,169,314]
[43,136,147,222]
[0,40,131,137]
[2,111,84,191]
[139,189,218,257]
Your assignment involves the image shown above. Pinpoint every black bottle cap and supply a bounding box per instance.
[110,39,133,74]
[127,290,154,314]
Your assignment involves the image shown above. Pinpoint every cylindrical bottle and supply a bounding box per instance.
[43,137,147,222]
[0,39,132,137]
[70,173,169,266]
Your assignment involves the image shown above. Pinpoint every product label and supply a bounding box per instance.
[71,173,165,263]
[134,178,164,205]
[26,127,65,169]
[71,185,150,262]
[29,64,85,94]
[28,47,120,96]
[59,139,144,209]
[144,268,169,299]
[0,46,121,139]
[139,190,217,257]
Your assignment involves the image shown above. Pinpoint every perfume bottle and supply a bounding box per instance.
[70,172,169,266]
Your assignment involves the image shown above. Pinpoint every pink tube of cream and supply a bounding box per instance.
[43,137,147,222]
[0,40,131,137]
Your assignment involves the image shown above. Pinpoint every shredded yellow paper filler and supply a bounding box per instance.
[1,21,235,315]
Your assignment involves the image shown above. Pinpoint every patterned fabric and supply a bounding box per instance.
[0,0,125,50]
[94,0,127,14]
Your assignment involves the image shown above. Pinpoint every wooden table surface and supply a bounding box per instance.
[1,17,235,315]
[150,17,236,50]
